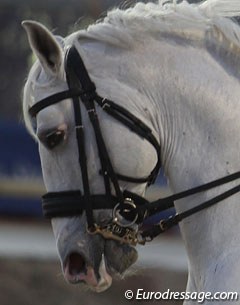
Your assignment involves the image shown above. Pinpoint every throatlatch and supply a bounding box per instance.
[29,45,240,246]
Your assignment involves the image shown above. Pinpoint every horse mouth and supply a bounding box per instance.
[63,252,112,292]
[62,238,138,292]
[64,252,87,283]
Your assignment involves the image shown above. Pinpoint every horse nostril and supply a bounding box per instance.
[67,252,87,276]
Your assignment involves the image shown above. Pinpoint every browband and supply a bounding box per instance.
[29,89,83,117]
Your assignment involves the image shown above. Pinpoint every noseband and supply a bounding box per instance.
[29,45,240,246]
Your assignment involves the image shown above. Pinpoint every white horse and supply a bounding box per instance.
[22,0,240,303]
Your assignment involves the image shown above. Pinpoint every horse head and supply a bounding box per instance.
[22,20,159,292]
[22,0,240,299]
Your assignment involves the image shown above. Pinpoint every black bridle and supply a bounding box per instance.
[29,45,240,245]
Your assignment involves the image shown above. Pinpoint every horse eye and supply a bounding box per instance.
[42,129,66,149]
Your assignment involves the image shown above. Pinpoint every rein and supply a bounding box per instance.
[29,45,240,246]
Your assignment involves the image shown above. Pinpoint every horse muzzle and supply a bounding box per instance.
[63,251,112,292]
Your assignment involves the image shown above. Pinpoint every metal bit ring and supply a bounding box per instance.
[112,199,138,227]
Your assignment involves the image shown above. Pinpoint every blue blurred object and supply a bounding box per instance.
[0,120,41,176]
[0,197,42,217]
[0,120,43,217]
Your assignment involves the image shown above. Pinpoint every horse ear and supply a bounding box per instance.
[22,20,63,75]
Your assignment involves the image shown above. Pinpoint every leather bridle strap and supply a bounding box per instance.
[140,171,240,239]
[83,98,125,205]
[146,170,240,214]
[66,67,95,227]
[64,46,125,228]
[95,96,161,185]
[42,192,118,218]
[29,89,83,117]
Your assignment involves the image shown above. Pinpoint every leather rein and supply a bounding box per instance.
[29,46,240,246]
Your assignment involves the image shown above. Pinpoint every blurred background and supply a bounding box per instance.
[0,0,213,304]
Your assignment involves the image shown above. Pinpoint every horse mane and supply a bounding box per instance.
[23,0,240,137]
[74,0,240,52]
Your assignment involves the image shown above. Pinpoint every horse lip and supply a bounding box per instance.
[104,256,116,276]
[104,240,138,275]
[64,273,85,285]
